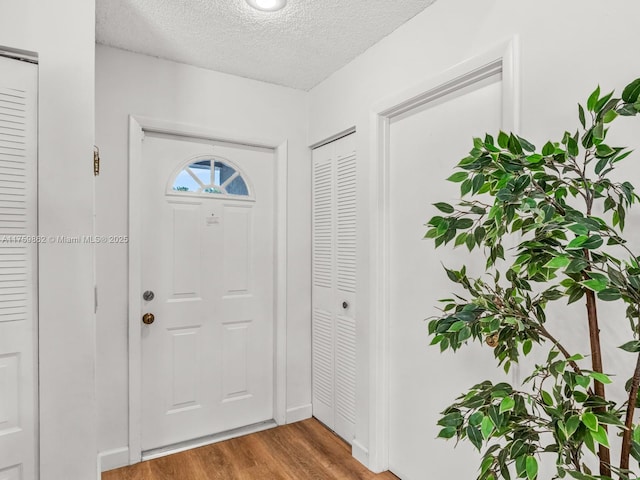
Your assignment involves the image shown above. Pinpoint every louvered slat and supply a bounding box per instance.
[335,314,356,424]
[336,153,356,293]
[312,309,334,408]
[313,161,333,288]
[0,85,28,325]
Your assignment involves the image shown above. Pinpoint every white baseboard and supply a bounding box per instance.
[352,438,369,468]
[286,403,312,424]
[98,446,130,472]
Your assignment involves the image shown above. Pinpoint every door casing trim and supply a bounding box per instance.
[367,37,521,472]
[127,115,288,464]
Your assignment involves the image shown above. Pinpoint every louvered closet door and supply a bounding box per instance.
[312,133,356,443]
[0,56,38,479]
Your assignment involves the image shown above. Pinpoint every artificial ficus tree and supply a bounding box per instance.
[426,78,640,480]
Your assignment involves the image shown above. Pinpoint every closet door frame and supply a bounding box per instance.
[367,38,521,473]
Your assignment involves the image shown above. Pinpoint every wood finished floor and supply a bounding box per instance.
[102,419,399,480]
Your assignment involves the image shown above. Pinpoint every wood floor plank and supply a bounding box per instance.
[103,419,399,480]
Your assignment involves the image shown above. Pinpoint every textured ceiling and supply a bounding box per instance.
[96,0,437,90]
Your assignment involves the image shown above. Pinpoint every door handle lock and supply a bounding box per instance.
[142,313,155,325]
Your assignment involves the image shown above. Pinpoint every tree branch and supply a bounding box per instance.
[536,325,584,376]
[620,347,640,472]
[583,254,611,477]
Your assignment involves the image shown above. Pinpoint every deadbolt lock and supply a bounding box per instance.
[142,313,155,325]
[143,290,155,301]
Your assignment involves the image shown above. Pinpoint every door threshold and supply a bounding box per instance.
[141,419,278,461]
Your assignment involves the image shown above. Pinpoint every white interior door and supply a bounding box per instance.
[311,133,357,443]
[388,77,506,479]
[0,56,38,479]
[140,133,274,452]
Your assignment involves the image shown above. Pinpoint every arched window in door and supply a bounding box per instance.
[169,158,252,198]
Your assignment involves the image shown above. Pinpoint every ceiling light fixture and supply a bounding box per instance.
[246,0,287,12]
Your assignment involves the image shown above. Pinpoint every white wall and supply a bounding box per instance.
[0,1,97,480]
[309,0,640,471]
[95,45,311,467]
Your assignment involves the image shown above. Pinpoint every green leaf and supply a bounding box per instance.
[481,415,494,440]
[566,235,588,249]
[461,178,472,196]
[454,233,467,247]
[526,456,538,480]
[590,424,610,447]
[582,235,603,250]
[497,131,509,148]
[620,340,640,353]
[587,85,601,111]
[447,321,466,333]
[518,136,536,152]
[581,279,607,292]
[542,141,555,156]
[567,223,589,236]
[438,426,457,439]
[508,134,523,155]
[578,104,586,128]
[456,218,473,229]
[595,91,614,113]
[603,109,618,123]
[472,174,485,194]
[465,233,475,251]
[523,339,532,356]
[597,288,621,301]
[434,202,454,214]
[565,415,580,438]
[466,425,483,450]
[593,122,604,141]
[596,144,615,157]
[544,256,570,269]
[581,411,598,432]
[567,471,598,480]
[567,137,579,157]
[595,157,609,175]
[622,78,640,103]
[565,259,588,274]
[499,396,515,414]
[589,371,612,384]
[469,411,484,426]
[448,171,469,183]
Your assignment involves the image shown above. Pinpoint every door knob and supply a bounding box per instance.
[142,313,155,325]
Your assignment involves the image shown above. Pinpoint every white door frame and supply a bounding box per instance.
[127,115,288,464]
[367,38,521,472]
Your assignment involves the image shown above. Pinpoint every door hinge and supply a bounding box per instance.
[93,145,100,176]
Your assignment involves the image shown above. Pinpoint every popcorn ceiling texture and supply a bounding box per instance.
[96,0,437,90]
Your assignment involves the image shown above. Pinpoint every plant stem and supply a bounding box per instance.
[620,348,640,473]
[537,325,584,376]
[584,282,611,477]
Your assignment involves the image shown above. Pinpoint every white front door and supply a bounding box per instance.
[0,56,38,480]
[388,78,505,479]
[140,133,274,452]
